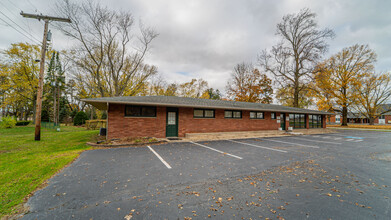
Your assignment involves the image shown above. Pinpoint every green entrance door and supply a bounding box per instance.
[280,113,286,130]
[166,108,178,137]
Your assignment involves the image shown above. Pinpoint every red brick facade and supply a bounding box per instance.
[178,109,280,137]
[108,104,167,139]
[107,104,327,139]
[328,114,391,124]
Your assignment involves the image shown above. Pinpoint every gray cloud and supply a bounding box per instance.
[1,0,390,93]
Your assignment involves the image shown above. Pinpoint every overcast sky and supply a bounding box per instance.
[1,0,390,94]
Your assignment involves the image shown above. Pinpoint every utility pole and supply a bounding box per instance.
[21,12,71,141]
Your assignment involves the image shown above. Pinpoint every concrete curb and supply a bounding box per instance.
[86,140,167,147]
[328,127,391,132]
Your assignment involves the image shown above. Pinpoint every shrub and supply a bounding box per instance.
[73,111,89,126]
[41,109,50,122]
[1,116,17,129]
[16,121,32,126]
[59,107,69,123]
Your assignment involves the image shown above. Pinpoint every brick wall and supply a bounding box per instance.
[387,115,391,124]
[107,104,327,139]
[178,108,280,137]
[107,104,166,139]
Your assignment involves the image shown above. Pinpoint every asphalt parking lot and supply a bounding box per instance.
[22,130,391,219]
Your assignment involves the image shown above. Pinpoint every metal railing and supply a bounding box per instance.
[41,122,60,130]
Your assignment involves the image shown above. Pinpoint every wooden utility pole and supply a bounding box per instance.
[21,12,71,141]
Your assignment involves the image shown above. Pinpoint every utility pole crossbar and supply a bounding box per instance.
[21,11,71,141]
[20,12,71,23]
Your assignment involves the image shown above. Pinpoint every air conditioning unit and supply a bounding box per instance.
[288,127,293,131]
[278,128,282,131]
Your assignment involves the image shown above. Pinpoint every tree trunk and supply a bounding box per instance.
[293,87,299,108]
[32,95,37,124]
[1,94,5,117]
[57,86,60,124]
[53,87,57,124]
[342,106,348,126]
[369,117,375,125]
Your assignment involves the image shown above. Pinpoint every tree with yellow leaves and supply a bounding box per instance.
[226,63,273,103]
[312,44,377,126]
[353,72,391,124]
[1,43,51,120]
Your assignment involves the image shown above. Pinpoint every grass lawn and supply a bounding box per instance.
[0,125,98,218]
[327,124,391,130]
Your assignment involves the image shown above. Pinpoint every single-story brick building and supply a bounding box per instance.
[83,96,333,139]
[327,104,391,125]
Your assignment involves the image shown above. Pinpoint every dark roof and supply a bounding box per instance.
[379,104,391,115]
[82,96,333,115]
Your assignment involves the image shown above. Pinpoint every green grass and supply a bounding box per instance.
[0,125,98,217]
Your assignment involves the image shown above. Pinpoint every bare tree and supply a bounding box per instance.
[353,72,391,124]
[56,0,158,97]
[226,63,273,103]
[259,8,334,108]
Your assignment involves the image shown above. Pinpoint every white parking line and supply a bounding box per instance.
[228,140,287,153]
[289,137,341,145]
[260,138,319,148]
[326,133,348,137]
[189,141,243,159]
[147,146,172,169]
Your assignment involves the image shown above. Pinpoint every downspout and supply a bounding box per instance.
[106,102,109,141]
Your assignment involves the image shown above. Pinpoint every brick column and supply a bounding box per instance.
[286,113,289,130]
[306,114,309,129]
[322,115,327,128]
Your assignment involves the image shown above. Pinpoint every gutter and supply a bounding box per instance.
[82,99,334,115]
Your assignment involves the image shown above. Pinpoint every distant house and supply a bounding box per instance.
[83,96,333,139]
[328,104,391,125]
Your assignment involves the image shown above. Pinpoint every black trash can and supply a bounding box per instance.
[99,128,107,136]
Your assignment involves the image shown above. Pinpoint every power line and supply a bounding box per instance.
[0,16,42,46]
[0,1,34,34]
[6,0,20,11]
[27,0,40,13]
[0,9,42,44]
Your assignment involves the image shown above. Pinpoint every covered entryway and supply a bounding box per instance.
[166,107,178,137]
[280,113,286,130]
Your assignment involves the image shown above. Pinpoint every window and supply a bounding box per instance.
[225,110,242,118]
[309,115,322,128]
[379,115,385,119]
[194,109,215,118]
[125,105,156,117]
[289,114,306,128]
[250,111,264,119]
[271,112,276,119]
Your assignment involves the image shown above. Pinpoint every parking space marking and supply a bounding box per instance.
[289,137,342,145]
[147,146,172,169]
[189,141,243,159]
[260,138,319,148]
[228,140,287,153]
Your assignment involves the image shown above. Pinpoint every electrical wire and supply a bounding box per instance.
[0,1,34,34]
[0,16,42,46]
[0,9,42,43]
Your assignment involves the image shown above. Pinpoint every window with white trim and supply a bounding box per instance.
[193,109,215,118]
[250,111,264,119]
[225,110,242,118]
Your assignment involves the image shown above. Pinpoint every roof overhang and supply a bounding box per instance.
[82,99,335,115]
